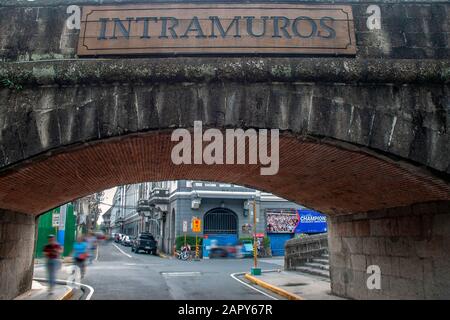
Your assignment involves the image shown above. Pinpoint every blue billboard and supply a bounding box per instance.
[294,209,327,234]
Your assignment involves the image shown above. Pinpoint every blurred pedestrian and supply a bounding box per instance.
[72,236,88,279]
[86,232,98,265]
[43,234,62,294]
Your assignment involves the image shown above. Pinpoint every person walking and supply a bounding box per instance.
[43,234,62,294]
[86,232,98,265]
[72,236,88,279]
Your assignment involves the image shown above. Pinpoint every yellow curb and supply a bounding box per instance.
[60,286,73,300]
[244,273,304,300]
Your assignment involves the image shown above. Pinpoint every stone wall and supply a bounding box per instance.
[328,201,450,299]
[284,233,328,270]
[0,210,36,300]
[0,0,448,61]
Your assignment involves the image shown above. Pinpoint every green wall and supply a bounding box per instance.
[34,204,76,258]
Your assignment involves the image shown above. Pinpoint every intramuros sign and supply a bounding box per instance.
[77,3,356,55]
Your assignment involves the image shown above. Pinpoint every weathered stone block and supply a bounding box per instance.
[329,205,450,299]
[398,257,424,281]
[5,223,19,241]
[330,252,347,269]
[350,254,367,272]
[354,220,370,237]
[435,201,450,215]
[0,240,15,259]
[0,210,36,299]
[367,274,391,300]
[366,255,393,277]
[338,221,355,237]
[389,257,401,278]
[389,277,425,299]
[415,237,445,258]
[398,216,422,236]
[385,237,414,257]
[346,271,368,300]
[328,235,342,253]
[363,237,386,256]
[330,267,347,297]
[342,237,363,254]
[370,218,399,237]
[432,213,450,236]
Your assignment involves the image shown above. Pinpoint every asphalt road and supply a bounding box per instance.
[35,241,285,300]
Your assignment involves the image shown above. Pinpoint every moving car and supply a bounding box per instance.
[95,231,106,240]
[240,240,254,257]
[132,232,157,255]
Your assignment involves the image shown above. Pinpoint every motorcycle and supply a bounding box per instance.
[177,244,192,261]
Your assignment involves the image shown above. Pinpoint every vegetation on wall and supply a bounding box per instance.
[239,236,271,248]
[0,78,22,91]
[175,235,203,250]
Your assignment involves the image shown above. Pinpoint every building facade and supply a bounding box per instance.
[109,180,311,255]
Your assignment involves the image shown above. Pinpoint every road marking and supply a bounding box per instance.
[230,272,278,300]
[113,243,132,258]
[95,246,99,261]
[34,277,95,300]
[161,271,202,277]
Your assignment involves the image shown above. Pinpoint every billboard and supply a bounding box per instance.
[266,210,299,233]
[294,209,327,234]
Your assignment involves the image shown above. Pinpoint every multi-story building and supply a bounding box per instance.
[73,197,90,236]
[109,180,315,256]
[102,207,112,236]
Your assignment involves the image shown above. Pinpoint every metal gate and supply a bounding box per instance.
[268,233,294,256]
[203,208,237,234]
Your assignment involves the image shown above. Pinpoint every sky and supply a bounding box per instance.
[98,187,117,224]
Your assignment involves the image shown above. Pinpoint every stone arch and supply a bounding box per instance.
[0,0,449,301]
[0,128,448,299]
[0,130,447,217]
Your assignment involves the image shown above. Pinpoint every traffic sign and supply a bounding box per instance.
[183,221,188,233]
[192,217,201,233]
[52,211,60,227]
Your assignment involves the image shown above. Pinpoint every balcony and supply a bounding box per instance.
[190,181,253,192]
[187,181,256,200]
[149,189,169,205]
[137,199,150,212]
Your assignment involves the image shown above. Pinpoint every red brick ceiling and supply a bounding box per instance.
[0,131,448,216]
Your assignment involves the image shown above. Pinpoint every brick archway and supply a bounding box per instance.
[1,123,449,300]
[0,130,447,217]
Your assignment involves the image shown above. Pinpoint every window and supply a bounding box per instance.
[204,208,238,234]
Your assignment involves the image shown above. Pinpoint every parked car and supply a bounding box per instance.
[122,235,133,247]
[132,232,157,255]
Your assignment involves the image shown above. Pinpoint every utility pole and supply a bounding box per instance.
[251,198,261,275]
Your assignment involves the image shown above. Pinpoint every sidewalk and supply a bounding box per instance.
[14,280,73,300]
[34,256,74,265]
[245,270,345,300]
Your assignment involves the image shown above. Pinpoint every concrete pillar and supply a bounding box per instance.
[0,210,36,300]
[328,201,450,299]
